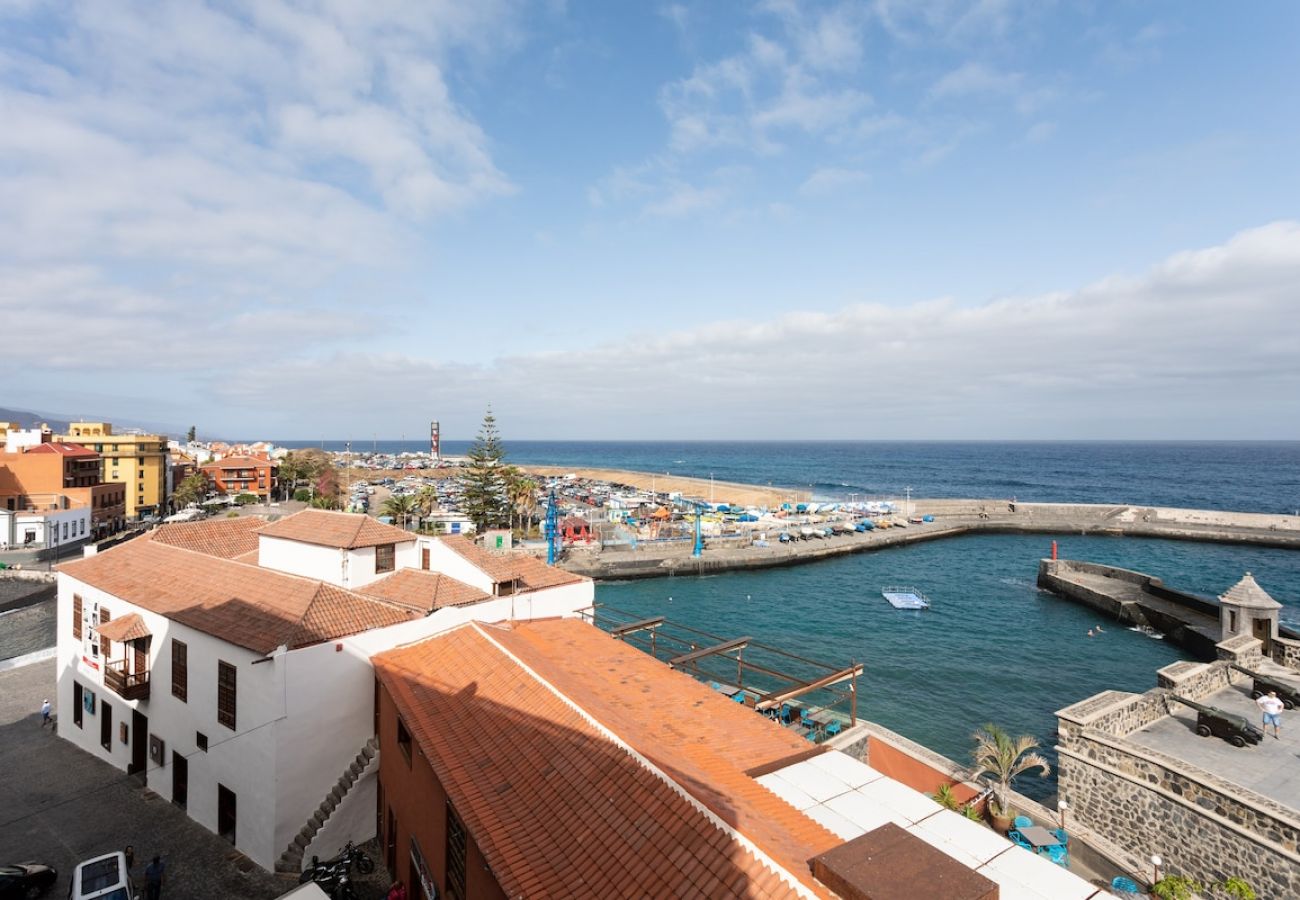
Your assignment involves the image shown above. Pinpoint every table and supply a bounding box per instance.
[1018,825,1062,849]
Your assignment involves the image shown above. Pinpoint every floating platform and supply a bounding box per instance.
[882,586,930,610]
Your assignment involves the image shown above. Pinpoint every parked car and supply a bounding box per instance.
[67,852,134,900]
[0,862,56,899]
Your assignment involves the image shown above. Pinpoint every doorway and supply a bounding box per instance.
[129,710,148,780]
[217,784,237,844]
[100,701,112,751]
[1253,617,1272,653]
[172,752,188,809]
[74,683,83,729]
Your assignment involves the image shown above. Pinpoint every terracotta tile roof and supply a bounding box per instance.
[438,536,588,590]
[28,442,98,457]
[61,538,417,653]
[96,612,151,642]
[149,518,265,559]
[201,455,276,469]
[373,619,840,899]
[258,509,415,550]
[357,569,491,613]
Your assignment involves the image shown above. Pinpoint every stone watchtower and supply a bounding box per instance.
[1219,572,1282,652]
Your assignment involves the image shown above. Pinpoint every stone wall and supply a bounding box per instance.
[1217,634,1265,670]
[1058,689,1171,740]
[1157,659,1248,701]
[1271,636,1300,673]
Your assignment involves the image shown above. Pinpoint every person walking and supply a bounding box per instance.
[144,855,165,900]
[40,699,51,727]
[1257,690,1284,739]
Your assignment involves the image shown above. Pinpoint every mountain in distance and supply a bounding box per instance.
[0,406,182,438]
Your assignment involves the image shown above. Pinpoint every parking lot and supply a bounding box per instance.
[0,658,395,900]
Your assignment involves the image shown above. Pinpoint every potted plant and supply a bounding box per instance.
[930,784,962,811]
[970,723,1050,832]
[1150,874,1202,900]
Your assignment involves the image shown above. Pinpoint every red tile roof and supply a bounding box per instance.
[61,539,417,653]
[373,619,840,899]
[258,509,415,549]
[357,569,491,613]
[200,455,276,469]
[438,536,588,591]
[96,612,151,642]
[149,518,264,559]
[27,442,98,458]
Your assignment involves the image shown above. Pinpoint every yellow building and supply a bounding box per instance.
[57,422,169,520]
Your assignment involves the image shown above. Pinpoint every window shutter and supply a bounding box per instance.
[73,594,83,640]
[99,607,111,656]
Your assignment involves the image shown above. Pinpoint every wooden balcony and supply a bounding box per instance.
[104,659,150,702]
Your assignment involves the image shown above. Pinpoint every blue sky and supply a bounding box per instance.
[3,1,1299,439]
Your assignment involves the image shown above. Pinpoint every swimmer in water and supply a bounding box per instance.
[1096,624,1104,633]
[1087,629,1095,637]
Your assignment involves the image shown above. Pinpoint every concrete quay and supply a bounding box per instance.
[558,499,1300,581]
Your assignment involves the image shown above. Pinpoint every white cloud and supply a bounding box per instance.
[799,167,870,195]
[930,62,1023,100]
[208,223,1300,438]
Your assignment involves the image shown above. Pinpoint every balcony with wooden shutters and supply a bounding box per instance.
[98,613,153,702]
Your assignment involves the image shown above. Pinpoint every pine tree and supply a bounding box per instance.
[460,408,510,532]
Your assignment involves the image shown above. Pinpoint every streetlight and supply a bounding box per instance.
[1057,799,1068,830]
[1151,854,1162,885]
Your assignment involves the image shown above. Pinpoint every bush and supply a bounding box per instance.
[235,493,259,506]
[293,489,312,503]
[226,510,239,518]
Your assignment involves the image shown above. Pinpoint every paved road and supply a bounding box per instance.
[0,659,393,900]
[0,597,56,661]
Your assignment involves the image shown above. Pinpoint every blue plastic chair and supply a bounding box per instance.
[1053,828,1069,846]
[732,691,747,704]
[800,709,814,729]
[1007,830,1033,851]
[824,719,843,738]
[1042,844,1068,866]
[1110,876,1140,895]
[1013,815,1034,829]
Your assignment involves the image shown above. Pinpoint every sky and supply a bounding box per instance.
[3,0,1299,440]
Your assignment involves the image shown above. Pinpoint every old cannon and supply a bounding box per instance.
[1168,695,1263,748]
[1229,664,1300,710]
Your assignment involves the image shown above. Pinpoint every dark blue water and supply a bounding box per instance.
[278,440,1300,514]
[599,534,1300,799]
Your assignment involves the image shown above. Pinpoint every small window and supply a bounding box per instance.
[217,661,236,730]
[397,716,412,764]
[172,639,188,702]
[196,731,208,752]
[73,594,83,640]
[375,543,395,574]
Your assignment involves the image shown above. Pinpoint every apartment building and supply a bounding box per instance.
[58,422,169,520]
[2,430,126,539]
[200,454,277,500]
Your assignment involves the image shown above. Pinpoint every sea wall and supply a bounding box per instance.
[559,500,1300,581]
[1057,645,1300,898]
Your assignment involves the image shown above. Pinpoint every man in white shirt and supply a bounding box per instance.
[1256,691,1285,739]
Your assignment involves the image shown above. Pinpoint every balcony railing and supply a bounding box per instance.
[104,659,151,701]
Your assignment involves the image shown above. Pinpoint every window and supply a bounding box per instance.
[375,543,395,574]
[421,547,430,571]
[196,731,208,751]
[101,701,113,751]
[172,640,187,702]
[99,607,111,657]
[1230,610,1239,633]
[73,594,83,640]
[397,716,412,764]
[74,682,84,728]
[445,800,467,900]
[217,661,236,730]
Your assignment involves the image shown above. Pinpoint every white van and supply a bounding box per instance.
[68,852,137,900]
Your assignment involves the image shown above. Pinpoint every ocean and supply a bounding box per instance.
[280,440,1300,514]
[280,439,1300,798]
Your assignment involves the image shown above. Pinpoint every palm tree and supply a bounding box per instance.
[507,473,539,537]
[382,494,419,530]
[415,485,439,530]
[970,723,1050,817]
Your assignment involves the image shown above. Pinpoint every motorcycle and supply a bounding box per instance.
[299,841,375,883]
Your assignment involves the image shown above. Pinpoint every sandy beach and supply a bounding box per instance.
[519,466,808,508]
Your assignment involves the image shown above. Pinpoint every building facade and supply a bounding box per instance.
[200,455,277,500]
[56,511,594,872]
[2,433,125,541]
[58,422,169,520]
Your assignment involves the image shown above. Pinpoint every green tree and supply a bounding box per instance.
[173,471,209,509]
[186,425,196,443]
[970,723,1050,818]
[506,470,539,536]
[460,409,510,532]
[382,494,419,529]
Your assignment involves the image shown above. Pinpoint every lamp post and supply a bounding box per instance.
[1151,854,1162,885]
[1057,799,1068,830]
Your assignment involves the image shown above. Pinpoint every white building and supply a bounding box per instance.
[55,509,593,873]
[0,497,90,551]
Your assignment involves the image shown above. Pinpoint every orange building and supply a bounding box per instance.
[1,441,126,537]
[200,455,277,499]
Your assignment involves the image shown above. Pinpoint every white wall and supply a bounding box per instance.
[56,574,283,870]
[419,538,494,593]
[259,536,346,585]
[13,506,90,547]
[340,540,417,589]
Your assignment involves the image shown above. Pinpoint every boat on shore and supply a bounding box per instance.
[882,586,931,610]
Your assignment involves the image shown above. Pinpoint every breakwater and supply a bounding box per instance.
[558,499,1300,580]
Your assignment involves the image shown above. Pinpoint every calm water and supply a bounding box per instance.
[599,534,1300,799]
[281,440,1300,514]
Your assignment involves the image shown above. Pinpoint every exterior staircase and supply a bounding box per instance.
[275,737,378,873]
